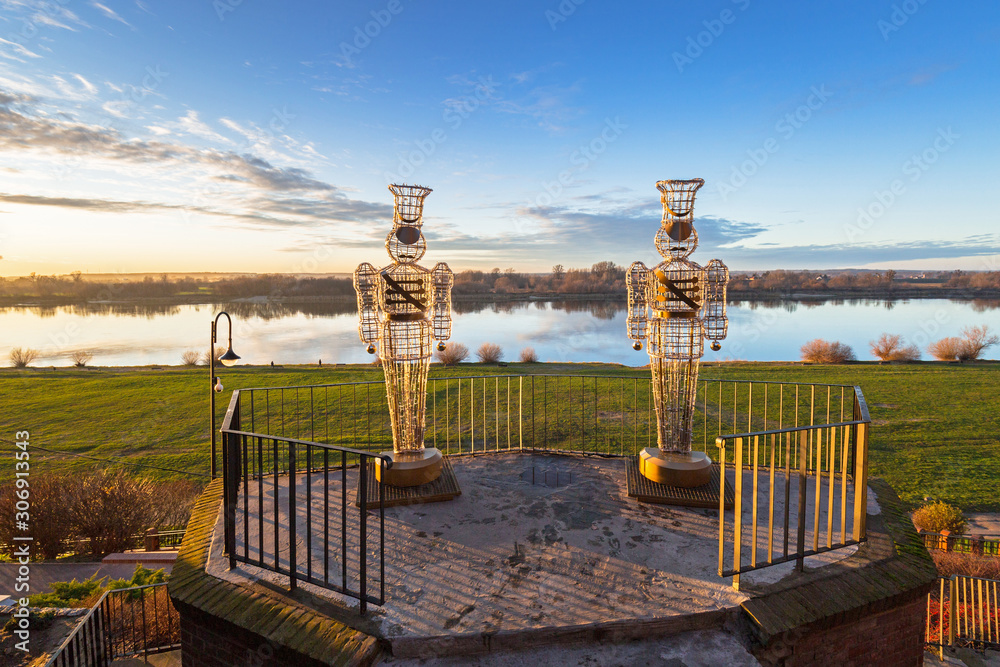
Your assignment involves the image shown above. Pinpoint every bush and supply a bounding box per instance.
[28,574,105,608]
[869,333,920,362]
[928,337,966,361]
[180,350,200,366]
[148,480,202,529]
[800,339,856,363]
[519,347,538,363]
[70,350,93,367]
[913,500,966,534]
[960,324,998,360]
[476,342,503,364]
[65,469,157,555]
[0,473,77,560]
[928,326,999,361]
[435,342,469,366]
[932,551,1000,579]
[9,347,39,368]
[200,346,226,365]
[3,610,54,632]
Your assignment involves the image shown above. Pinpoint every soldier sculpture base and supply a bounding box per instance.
[638,448,712,488]
[375,447,443,488]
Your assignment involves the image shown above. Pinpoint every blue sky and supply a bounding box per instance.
[0,0,998,276]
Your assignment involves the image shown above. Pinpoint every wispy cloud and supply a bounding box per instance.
[0,87,389,235]
[90,1,132,28]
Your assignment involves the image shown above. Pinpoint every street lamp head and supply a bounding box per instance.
[214,376,223,393]
[218,347,240,367]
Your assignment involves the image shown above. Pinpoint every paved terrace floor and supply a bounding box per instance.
[206,452,863,655]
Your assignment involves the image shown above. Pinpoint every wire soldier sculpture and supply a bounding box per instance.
[627,179,729,487]
[354,184,454,487]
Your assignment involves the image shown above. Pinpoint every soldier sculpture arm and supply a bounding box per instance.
[702,259,729,346]
[431,262,454,343]
[626,261,649,349]
[353,262,381,348]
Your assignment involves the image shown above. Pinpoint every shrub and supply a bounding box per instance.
[65,469,157,555]
[9,347,39,368]
[148,480,202,529]
[476,342,503,364]
[70,350,93,367]
[28,574,105,608]
[928,337,966,361]
[0,472,77,560]
[869,333,920,362]
[931,551,1000,579]
[180,350,200,366]
[960,324,999,360]
[800,339,856,363]
[200,346,226,365]
[519,347,539,363]
[913,500,966,534]
[435,342,469,366]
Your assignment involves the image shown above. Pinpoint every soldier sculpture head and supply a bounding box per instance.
[655,178,704,261]
[385,184,432,264]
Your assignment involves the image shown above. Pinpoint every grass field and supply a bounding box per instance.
[1,361,997,510]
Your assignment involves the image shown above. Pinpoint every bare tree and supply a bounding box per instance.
[70,350,94,367]
[180,350,200,366]
[960,325,999,360]
[869,334,920,362]
[476,342,504,364]
[800,339,856,363]
[9,347,40,368]
[519,347,539,363]
[434,343,469,366]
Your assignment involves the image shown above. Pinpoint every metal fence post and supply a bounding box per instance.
[796,429,808,573]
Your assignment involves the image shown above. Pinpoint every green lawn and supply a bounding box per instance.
[1,361,997,510]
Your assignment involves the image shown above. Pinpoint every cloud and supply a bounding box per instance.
[0,36,41,61]
[0,87,391,234]
[90,1,132,27]
[147,110,232,144]
[494,82,585,133]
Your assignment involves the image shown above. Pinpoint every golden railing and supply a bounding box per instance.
[716,385,869,588]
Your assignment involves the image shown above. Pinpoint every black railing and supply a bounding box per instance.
[220,391,390,614]
[218,375,867,598]
[45,583,179,667]
[220,375,861,465]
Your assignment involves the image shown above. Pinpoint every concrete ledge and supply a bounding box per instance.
[167,478,383,667]
[389,608,731,660]
[103,551,178,565]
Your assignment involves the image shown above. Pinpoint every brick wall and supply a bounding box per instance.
[178,601,331,667]
[755,596,927,667]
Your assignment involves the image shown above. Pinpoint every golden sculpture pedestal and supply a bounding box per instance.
[375,447,443,488]
[638,448,712,488]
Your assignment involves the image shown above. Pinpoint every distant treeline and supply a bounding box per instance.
[3,266,1000,302]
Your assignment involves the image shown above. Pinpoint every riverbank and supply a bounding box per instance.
[2,287,1000,309]
[1,362,997,511]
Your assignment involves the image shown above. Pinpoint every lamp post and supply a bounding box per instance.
[211,311,241,478]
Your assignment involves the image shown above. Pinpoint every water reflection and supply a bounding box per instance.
[3,297,1000,366]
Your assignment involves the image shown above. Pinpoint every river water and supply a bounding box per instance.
[3,298,999,367]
